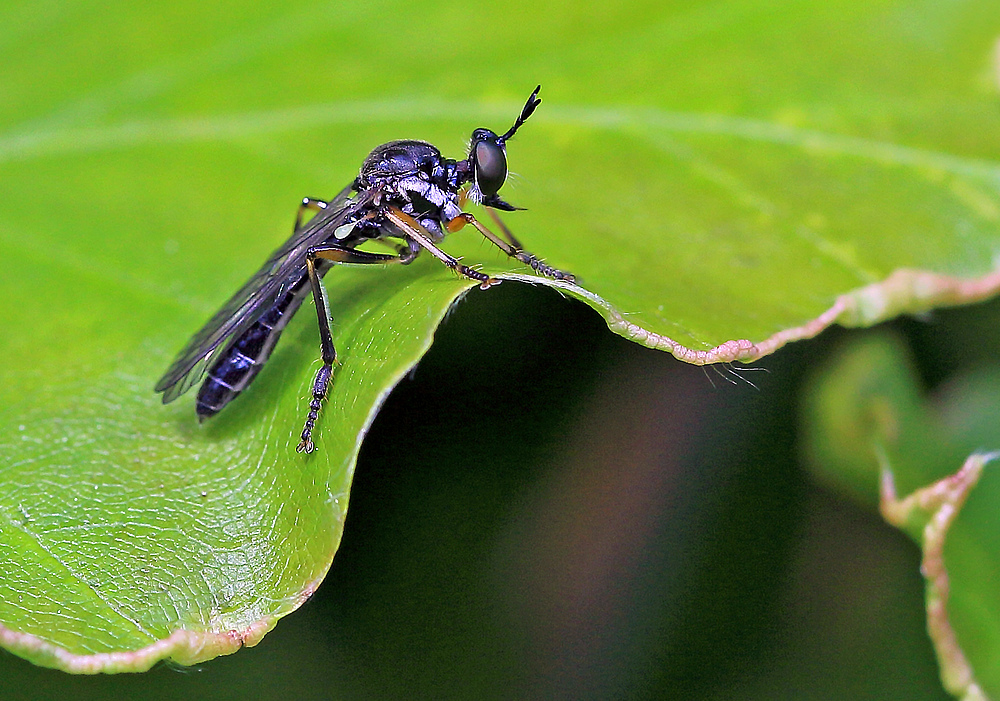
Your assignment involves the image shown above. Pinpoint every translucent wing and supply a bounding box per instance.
[155,186,365,403]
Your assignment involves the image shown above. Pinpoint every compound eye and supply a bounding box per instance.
[473,139,507,198]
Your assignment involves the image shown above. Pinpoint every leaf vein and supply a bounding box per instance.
[0,507,156,641]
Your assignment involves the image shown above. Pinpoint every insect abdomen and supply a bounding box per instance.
[196,276,310,419]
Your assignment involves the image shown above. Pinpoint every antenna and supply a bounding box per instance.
[500,85,542,143]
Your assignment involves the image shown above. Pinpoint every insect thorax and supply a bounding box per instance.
[355,140,464,234]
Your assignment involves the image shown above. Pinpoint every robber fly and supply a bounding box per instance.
[155,86,573,453]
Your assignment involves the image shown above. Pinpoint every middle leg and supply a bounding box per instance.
[297,244,404,453]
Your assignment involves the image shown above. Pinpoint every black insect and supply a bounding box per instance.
[155,86,573,453]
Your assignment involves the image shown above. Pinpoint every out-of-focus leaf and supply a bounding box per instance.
[803,335,1000,698]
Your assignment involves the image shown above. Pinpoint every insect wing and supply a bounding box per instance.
[155,186,362,403]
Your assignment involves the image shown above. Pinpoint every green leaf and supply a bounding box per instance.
[3,0,1000,673]
[802,334,1000,699]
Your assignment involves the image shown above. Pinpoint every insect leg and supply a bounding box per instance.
[297,245,405,454]
[369,237,420,263]
[384,207,501,289]
[486,207,525,250]
[295,197,329,231]
[448,212,575,283]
